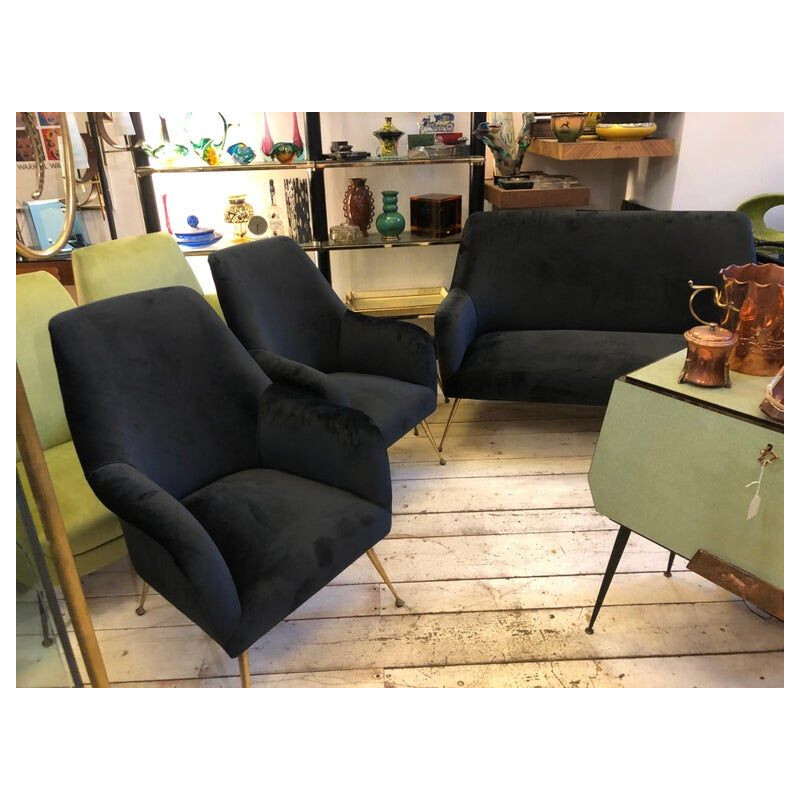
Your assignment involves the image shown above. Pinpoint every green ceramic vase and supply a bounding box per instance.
[375,191,405,240]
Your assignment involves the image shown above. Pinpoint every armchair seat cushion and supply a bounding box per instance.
[18,440,123,559]
[327,372,437,446]
[445,329,685,405]
[182,468,391,654]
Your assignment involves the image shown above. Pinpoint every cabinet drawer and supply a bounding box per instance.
[589,379,783,588]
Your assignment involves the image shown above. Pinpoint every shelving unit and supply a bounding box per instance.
[131,112,487,286]
[530,137,675,161]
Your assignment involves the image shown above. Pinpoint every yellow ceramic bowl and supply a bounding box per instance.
[596,122,657,141]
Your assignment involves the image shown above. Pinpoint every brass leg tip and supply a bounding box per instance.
[438,457,447,465]
[585,627,594,635]
[42,637,54,648]
[437,445,443,452]
[664,571,672,578]
[135,606,146,616]
[395,598,406,608]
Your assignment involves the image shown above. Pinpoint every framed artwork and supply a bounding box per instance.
[283,177,312,244]
[16,129,35,162]
[41,128,61,161]
[37,112,60,126]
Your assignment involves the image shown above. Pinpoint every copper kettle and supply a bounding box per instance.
[686,263,784,377]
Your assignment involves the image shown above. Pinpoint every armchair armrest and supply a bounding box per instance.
[434,288,478,380]
[88,462,241,646]
[338,310,436,390]
[257,384,391,511]
[250,347,349,406]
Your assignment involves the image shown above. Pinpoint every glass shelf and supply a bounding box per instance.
[177,237,320,257]
[316,156,484,169]
[136,161,314,176]
[321,232,462,251]
[136,156,483,176]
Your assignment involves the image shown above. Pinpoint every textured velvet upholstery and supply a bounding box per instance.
[436,210,756,403]
[209,237,438,445]
[72,232,224,318]
[16,271,125,587]
[49,287,392,656]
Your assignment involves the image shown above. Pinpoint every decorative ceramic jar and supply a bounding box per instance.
[582,112,604,137]
[373,117,404,159]
[330,223,361,243]
[375,191,406,240]
[224,194,254,240]
[550,113,586,143]
[343,178,374,234]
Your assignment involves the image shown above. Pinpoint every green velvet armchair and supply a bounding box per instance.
[16,272,127,595]
[71,231,224,318]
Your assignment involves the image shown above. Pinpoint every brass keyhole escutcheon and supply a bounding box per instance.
[758,444,779,466]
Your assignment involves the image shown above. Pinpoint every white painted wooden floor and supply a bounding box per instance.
[16,398,784,688]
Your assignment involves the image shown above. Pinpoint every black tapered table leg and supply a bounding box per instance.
[585,525,631,634]
[664,550,676,578]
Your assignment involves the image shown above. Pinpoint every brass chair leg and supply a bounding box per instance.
[238,650,251,688]
[437,397,461,453]
[419,418,446,465]
[135,581,150,616]
[366,547,405,608]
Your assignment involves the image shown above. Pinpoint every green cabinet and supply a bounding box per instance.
[587,350,783,625]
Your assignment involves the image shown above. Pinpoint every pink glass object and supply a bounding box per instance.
[292,111,304,155]
[261,113,275,160]
[161,193,172,235]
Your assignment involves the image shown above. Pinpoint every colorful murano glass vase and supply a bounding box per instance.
[270,142,302,164]
[227,142,256,165]
[375,191,405,240]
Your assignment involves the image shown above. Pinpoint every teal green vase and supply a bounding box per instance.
[375,191,405,240]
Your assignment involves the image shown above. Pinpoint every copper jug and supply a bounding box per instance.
[687,263,783,376]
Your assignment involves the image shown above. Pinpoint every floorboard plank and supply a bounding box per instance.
[332,531,685,585]
[388,508,617,538]
[197,602,783,679]
[378,572,733,616]
[391,456,592,481]
[392,473,594,514]
[385,652,784,688]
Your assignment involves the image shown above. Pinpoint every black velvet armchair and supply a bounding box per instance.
[48,287,405,686]
[209,237,445,464]
[435,209,756,449]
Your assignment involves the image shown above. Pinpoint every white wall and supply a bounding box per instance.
[629,112,784,227]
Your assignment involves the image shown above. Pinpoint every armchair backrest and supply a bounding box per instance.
[16,271,76,452]
[451,210,756,335]
[72,232,204,305]
[209,238,346,372]
[49,287,269,499]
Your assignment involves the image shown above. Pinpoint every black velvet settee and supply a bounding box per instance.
[434,210,755,444]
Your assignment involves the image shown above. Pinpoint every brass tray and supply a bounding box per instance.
[345,286,448,317]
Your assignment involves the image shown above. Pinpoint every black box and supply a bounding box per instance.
[410,193,462,238]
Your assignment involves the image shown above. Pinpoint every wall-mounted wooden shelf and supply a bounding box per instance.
[530,137,675,161]
[484,181,590,209]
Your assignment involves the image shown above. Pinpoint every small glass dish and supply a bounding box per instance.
[330,223,362,243]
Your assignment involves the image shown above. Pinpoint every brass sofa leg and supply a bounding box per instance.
[238,650,251,688]
[135,581,150,616]
[437,397,461,453]
[419,418,446,465]
[366,547,405,608]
